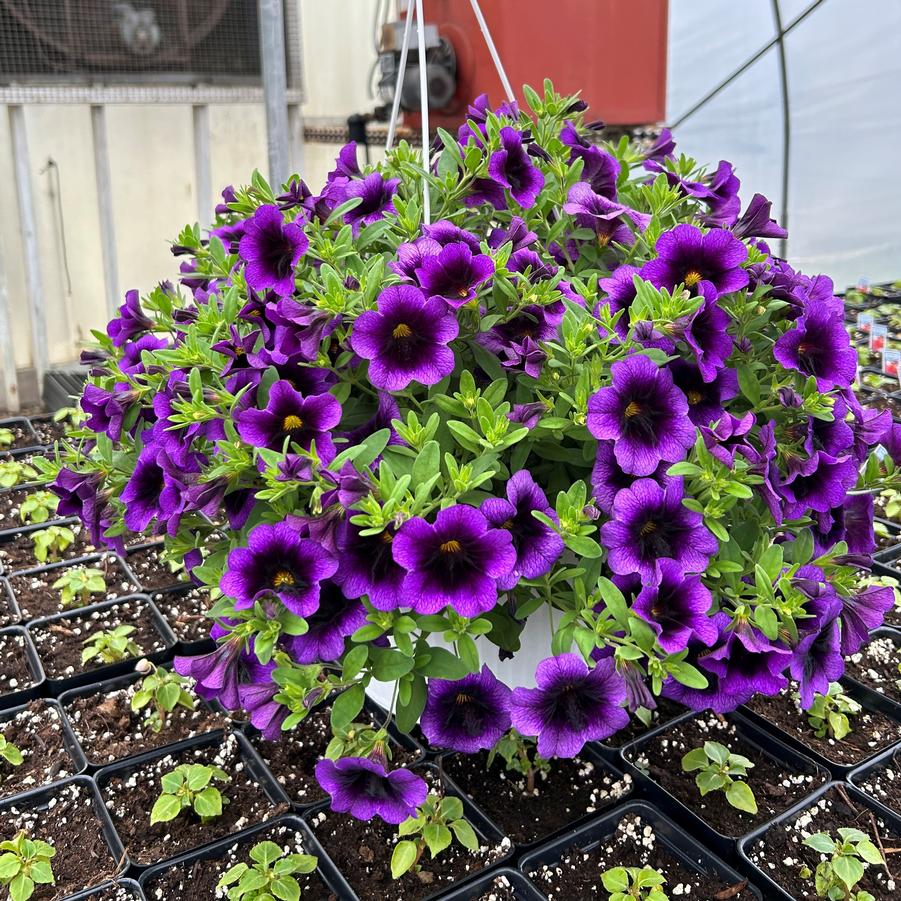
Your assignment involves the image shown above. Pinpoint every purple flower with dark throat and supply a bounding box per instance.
[773,302,857,390]
[564,183,649,246]
[350,285,458,390]
[239,681,288,740]
[631,559,717,653]
[314,757,427,824]
[107,289,152,346]
[392,505,516,617]
[415,242,494,307]
[342,172,400,233]
[598,265,640,339]
[668,359,739,426]
[480,470,564,589]
[284,580,366,664]
[779,452,859,518]
[732,193,788,241]
[640,224,749,296]
[510,655,628,758]
[334,523,406,611]
[839,585,895,656]
[590,440,674,513]
[587,354,695,476]
[219,521,338,616]
[487,127,545,208]
[238,204,309,297]
[235,380,342,461]
[601,479,718,582]
[684,282,733,381]
[421,666,512,753]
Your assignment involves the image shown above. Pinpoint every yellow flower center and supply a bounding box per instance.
[273,570,295,587]
[624,401,643,419]
[455,693,473,704]
[392,322,413,339]
[598,233,611,247]
[440,539,463,554]
[687,390,703,405]
[283,414,303,431]
[684,270,703,287]
[457,288,469,298]
[381,530,393,543]
[640,521,658,537]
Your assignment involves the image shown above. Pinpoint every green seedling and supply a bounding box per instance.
[801,828,884,901]
[53,566,106,609]
[216,840,318,900]
[131,659,195,733]
[150,763,230,825]
[0,831,55,901]
[681,740,758,814]
[81,625,142,664]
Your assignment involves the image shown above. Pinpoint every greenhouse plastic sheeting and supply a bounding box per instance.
[667,0,901,289]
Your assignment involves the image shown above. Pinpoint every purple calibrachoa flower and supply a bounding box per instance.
[779,452,859,517]
[640,223,749,296]
[314,757,427,824]
[238,204,309,297]
[773,301,857,390]
[480,469,564,589]
[598,265,640,339]
[334,523,406,611]
[415,242,495,307]
[392,504,516,616]
[601,478,718,582]
[698,160,741,226]
[510,655,629,758]
[668,359,739,426]
[560,121,620,199]
[587,354,695,476]
[235,380,342,461]
[631,559,717,653]
[590,440,674,514]
[219,521,338,616]
[839,585,895,656]
[563,183,649,246]
[487,126,545,208]
[120,447,187,534]
[342,172,400,233]
[107,289,152,346]
[732,193,788,241]
[701,411,755,468]
[684,282,733,381]
[420,666,512,753]
[350,285,458,390]
[478,305,559,378]
[238,681,288,740]
[284,581,366,664]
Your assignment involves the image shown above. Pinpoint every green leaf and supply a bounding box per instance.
[704,741,730,765]
[456,634,480,674]
[0,854,21,879]
[10,873,34,901]
[193,786,223,818]
[271,876,301,901]
[369,648,415,681]
[390,840,418,879]
[832,854,864,891]
[150,793,183,824]
[423,823,452,858]
[563,534,602,558]
[395,674,428,734]
[803,833,837,854]
[417,647,469,680]
[681,748,709,772]
[330,683,365,732]
[28,860,53,885]
[450,818,478,851]
[725,780,758,814]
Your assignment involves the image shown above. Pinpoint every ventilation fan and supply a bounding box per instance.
[0,0,261,79]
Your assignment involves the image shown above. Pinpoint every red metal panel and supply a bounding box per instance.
[406,0,668,127]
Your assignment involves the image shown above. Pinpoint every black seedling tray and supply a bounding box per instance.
[0,624,45,710]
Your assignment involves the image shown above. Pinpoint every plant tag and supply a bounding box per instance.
[883,348,901,379]
[870,323,888,353]
[857,311,874,333]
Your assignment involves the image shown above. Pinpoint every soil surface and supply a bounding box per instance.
[142,820,337,901]
[845,634,901,705]
[309,769,511,901]
[30,599,169,680]
[70,884,142,900]
[0,524,96,575]
[64,677,228,765]
[600,698,687,749]
[0,701,78,799]
[28,417,68,446]
[743,688,901,767]
[527,810,754,901]
[0,422,39,451]
[0,586,19,627]
[125,544,187,593]
[0,630,37,697]
[455,874,521,901]
[746,786,898,899]
[627,713,826,837]
[150,586,211,645]
[0,780,121,898]
[856,748,901,815]
[443,750,632,845]
[100,732,285,865]
[9,555,138,620]
[251,703,418,807]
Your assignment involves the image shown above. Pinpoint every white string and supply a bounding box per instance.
[468,0,516,104]
[414,0,431,224]
[385,0,415,153]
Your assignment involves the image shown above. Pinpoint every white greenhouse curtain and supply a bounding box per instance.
[667,0,901,289]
